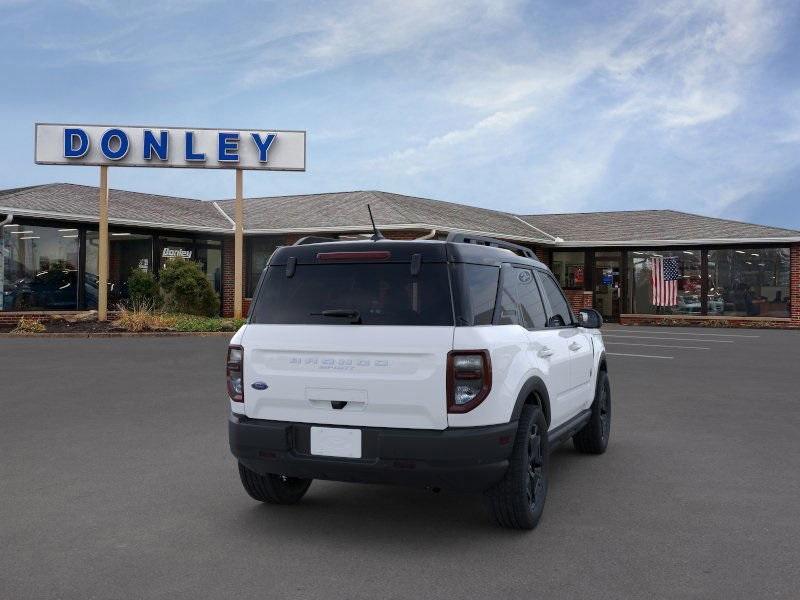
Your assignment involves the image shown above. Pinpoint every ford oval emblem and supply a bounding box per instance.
[251,381,268,390]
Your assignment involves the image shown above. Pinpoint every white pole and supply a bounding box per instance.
[98,166,109,321]
[234,169,244,319]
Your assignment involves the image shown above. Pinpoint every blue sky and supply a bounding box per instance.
[1,0,799,228]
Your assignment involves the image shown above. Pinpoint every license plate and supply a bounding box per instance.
[310,427,362,458]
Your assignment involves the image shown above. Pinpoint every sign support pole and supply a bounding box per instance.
[98,166,109,321]
[234,168,244,319]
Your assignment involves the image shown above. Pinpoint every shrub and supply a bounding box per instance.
[11,316,46,334]
[127,269,162,308]
[159,259,220,316]
[114,302,174,332]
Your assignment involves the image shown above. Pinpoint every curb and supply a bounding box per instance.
[0,331,235,338]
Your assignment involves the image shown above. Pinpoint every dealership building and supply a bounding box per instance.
[1,182,798,328]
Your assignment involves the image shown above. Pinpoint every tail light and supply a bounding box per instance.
[447,350,492,413]
[317,251,391,261]
[227,345,244,402]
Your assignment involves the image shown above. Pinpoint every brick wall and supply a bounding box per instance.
[221,237,235,317]
[619,314,798,329]
[563,290,594,313]
[0,312,60,326]
[791,243,799,325]
[0,311,120,326]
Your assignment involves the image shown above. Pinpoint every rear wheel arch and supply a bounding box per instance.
[511,377,551,427]
[598,351,608,373]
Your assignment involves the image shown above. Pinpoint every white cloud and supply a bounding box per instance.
[604,0,780,128]
[238,0,522,88]
[374,106,536,175]
[367,0,792,216]
[519,124,628,214]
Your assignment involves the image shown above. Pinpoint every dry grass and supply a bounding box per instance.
[113,301,176,332]
[11,317,46,334]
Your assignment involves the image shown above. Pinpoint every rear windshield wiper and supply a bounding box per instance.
[310,309,362,324]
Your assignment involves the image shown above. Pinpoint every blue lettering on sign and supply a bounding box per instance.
[59,128,283,165]
[143,130,168,160]
[63,128,89,158]
[100,128,129,160]
[251,133,276,163]
[185,131,205,161]
[218,132,239,162]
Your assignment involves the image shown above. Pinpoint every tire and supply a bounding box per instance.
[573,370,611,454]
[237,462,312,505]
[484,404,549,530]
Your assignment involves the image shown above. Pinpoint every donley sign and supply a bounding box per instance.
[35,123,305,171]
[33,122,306,320]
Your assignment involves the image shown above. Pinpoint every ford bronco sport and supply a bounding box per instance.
[228,233,610,529]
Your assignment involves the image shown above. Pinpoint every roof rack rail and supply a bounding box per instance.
[445,232,536,259]
[293,235,339,246]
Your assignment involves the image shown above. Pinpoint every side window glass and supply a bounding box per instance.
[456,264,499,326]
[514,267,547,329]
[496,267,520,326]
[538,271,573,327]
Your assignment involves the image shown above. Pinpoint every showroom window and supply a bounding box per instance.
[159,236,195,271]
[85,230,154,309]
[247,236,284,296]
[707,248,790,318]
[629,249,702,315]
[196,239,223,299]
[156,236,223,313]
[1,223,80,311]
[551,251,585,290]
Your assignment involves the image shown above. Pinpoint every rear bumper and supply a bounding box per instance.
[229,413,517,492]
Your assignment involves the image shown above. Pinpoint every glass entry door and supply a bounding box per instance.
[593,251,622,322]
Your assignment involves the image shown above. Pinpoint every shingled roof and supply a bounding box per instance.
[1,183,798,244]
[0,183,231,232]
[215,190,549,242]
[519,209,800,244]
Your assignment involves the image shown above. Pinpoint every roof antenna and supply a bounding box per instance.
[367,204,384,241]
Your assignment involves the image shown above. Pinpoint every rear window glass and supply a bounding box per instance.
[250,263,454,326]
[452,264,500,326]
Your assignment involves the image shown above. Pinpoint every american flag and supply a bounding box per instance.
[651,256,679,306]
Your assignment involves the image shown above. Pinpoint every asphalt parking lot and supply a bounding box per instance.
[2,326,799,600]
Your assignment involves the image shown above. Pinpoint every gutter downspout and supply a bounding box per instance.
[415,228,437,240]
[511,215,562,243]
[212,202,236,230]
[0,213,12,226]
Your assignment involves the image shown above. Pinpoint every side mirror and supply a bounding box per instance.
[578,308,603,329]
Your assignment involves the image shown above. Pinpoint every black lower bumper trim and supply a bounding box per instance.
[229,414,518,492]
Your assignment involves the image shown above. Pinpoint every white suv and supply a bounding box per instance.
[228,234,610,529]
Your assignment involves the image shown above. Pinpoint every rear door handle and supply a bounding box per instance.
[569,342,582,351]
[537,347,554,358]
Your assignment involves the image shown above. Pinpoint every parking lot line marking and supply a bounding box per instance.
[605,342,710,350]
[602,334,734,343]
[603,330,759,338]
[606,352,674,359]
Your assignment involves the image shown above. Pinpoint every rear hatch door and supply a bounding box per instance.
[243,325,453,429]
[242,244,454,430]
